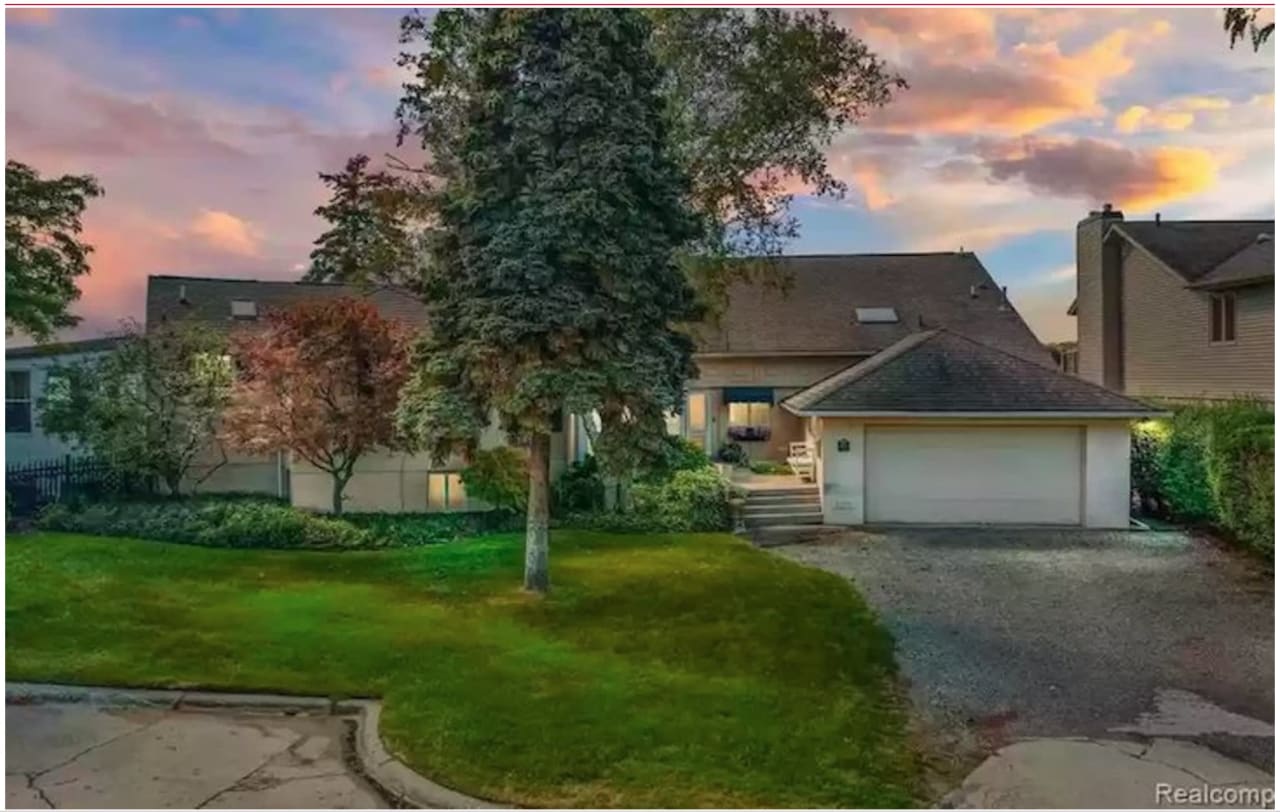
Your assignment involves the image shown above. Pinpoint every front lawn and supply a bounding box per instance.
[7,531,916,807]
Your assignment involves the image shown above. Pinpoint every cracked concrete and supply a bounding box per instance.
[5,704,386,809]
[944,738,1275,808]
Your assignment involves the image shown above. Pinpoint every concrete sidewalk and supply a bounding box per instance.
[6,703,387,809]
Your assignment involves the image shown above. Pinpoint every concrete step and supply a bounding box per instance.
[745,511,824,528]
[744,503,822,518]
[744,487,819,499]
[746,493,819,507]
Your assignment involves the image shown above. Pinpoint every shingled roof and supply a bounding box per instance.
[783,329,1160,416]
[145,275,426,331]
[1108,220,1274,285]
[1187,237,1275,290]
[690,253,1050,365]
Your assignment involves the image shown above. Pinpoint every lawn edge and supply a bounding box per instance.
[5,681,506,810]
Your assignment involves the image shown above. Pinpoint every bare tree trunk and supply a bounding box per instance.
[524,432,551,594]
[331,474,346,515]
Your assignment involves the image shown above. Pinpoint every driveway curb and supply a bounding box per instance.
[6,682,504,809]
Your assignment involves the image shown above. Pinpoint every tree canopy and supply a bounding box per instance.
[396,8,904,309]
[38,321,231,495]
[6,160,103,342]
[223,298,412,514]
[395,9,703,592]
[304,154,427,289]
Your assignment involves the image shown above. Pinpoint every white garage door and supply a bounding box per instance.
[865,425,1082,525]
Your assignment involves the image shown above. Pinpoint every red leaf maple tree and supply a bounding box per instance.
[223,297,412,514]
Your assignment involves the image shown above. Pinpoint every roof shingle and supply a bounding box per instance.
[691,253,1050,364]
[783,329,1160,415]
[1110,220,1274,284]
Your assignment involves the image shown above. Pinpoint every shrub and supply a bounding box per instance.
[346,511,521,545]
[461,447,528,513]
[36,497,373,549]
[749,460,793,475]
[1133,401,1274,557]
[632,467,734,532]
[553,455,606,515]
[715,442,748,466]
[640,436,712,483]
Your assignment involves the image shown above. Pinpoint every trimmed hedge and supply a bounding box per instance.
[35,496,517,549]
[1132,401,1274,557]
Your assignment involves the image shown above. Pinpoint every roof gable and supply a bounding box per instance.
[783,329,1159,416]
[1108,220,1274,284]
[690,253,1051,365]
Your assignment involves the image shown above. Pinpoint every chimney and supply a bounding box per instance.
[1155,212,1161,226]
[1076,204,1125,388]
[998,286,1009,311]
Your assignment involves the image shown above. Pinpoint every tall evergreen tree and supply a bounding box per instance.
[304,154,424,289]
[396,9,701,593]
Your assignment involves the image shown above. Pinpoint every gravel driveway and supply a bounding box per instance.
[772,528,1274,768]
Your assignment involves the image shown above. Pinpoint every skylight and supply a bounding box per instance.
[855,307,899,324]
[230,299,258,319]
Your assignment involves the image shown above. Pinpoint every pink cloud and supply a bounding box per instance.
[7,8,55,25]
[189,210,263,257]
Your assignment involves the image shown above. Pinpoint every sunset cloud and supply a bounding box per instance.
[1115,95,1231,133]
[7,8,55,25]
[189,209,263,257]
[975,136,1218,211]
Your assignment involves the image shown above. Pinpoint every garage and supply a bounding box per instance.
[781,329,1164,529]
[864,425,1081,525]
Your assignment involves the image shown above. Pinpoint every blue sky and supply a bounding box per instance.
[6,7,1274,344]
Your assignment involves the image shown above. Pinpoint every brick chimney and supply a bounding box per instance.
[1075,204,1124,388]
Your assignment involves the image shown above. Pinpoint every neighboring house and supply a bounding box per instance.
[148,252,1159,527]
[1071,206,1274,402]
[5,337,125,467]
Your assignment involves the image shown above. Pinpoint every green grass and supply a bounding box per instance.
[7,531,916,808]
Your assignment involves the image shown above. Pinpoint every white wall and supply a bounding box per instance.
[1083,422,1131,528]
[817,420,865,525]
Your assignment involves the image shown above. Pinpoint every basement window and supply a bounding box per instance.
[855,307,899,324]
[230,299,258,320]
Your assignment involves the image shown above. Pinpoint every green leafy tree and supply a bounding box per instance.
[396,10,702,593]
[6,160,103,341]
[397,8,904,311]
[1224,8,1274,50]
[304,154,427,289]
[38,321,232,495]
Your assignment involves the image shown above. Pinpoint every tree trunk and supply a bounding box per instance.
[524,432,551,594]
[331,474,346,515]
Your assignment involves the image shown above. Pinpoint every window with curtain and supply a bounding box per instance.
[427,472,468,512]
[727,402,771,441]
[1211,293,1237,343]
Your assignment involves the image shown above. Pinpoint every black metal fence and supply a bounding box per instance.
[5,456,153,517]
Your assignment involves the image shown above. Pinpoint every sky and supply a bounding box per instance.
[6,7,1275,345]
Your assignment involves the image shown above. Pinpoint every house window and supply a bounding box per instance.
[854,307,899,324]
[427,472,468,512]
[727,402,772,442]
[1211,293,1236,343]
[6,370,31,434]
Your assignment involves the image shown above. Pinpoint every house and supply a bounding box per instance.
[5,337,126,467]
[147,253,1159,527]
[1071,206,1274,402]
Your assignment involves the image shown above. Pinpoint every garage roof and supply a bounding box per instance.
[782,329,1162,417]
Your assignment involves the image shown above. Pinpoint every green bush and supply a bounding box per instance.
[553,455,606,514]
[640,436,712,483]
[346,511,521,545]
[36,497,373,549]
[715,442,748,466]
[749,460,793,475]
[1133,401,1274,556]
[461,447,528,513]
[631,467,735,532]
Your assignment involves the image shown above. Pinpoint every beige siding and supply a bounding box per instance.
[692,355,863,388]
[1121,248,1274,401]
